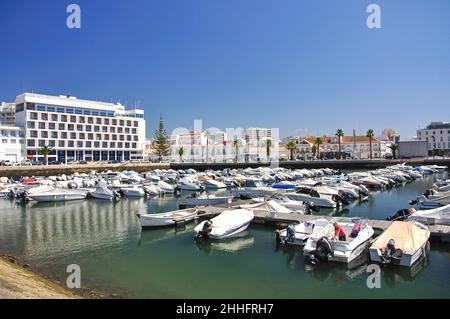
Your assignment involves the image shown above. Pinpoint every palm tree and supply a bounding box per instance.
[315,137,323,159]
[233,137,241,163]
[286,140,298,160]
[264,139,273,162]
[38,145,52,165]
[388,143,398,159]
[178,147,184,162]
[336,129,344,159]
[367,129,374,159]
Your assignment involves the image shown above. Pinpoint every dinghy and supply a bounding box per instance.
[121,185,145,197]
[137,208,198,229]
[194,208,254,239]
[89,182,120,200]
[369,221,430,267]
[28,188,88,202]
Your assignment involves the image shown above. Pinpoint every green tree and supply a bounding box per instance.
[367,129,375,159]
[152,114,170,162]
[311,145,317,156]
[315,137,323,158]
[264,139,273,162]
[388,143,398,159]
[336,129,344,159]
[38,145,52,165]
[286,140,298,160]
[233,137,241,163]
[178,147,184,162]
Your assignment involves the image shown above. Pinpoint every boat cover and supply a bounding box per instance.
[371,221,430,254]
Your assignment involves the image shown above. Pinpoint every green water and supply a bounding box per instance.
[0,172,449,298]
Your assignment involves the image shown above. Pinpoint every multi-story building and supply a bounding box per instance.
[416,122,450,155]
[14,92,146,163]
[242,128,273,146]
[0,126,25,162]
[0,102,16,126]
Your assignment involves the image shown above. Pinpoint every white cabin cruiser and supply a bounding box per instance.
[143,184,160,196]
[28,188,88,202]
[194,208,254,239]
[285,190,337,208]
[202,179,227,190]
[369,221,430,267]
[121,185,145,197]
[158,180,175,193]
[89,182,120,200]
[276,218,330,246]
[303,218,374,264]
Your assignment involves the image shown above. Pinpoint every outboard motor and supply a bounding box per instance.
[423,189,434,197]
[309,237,334,264]
[113,190,121,201]
[67,181,78,189]
[285,225,296,243]
[332,194,349,206]
[304,202,319,214]
[387,208,414,221]
[381,239,395,264]
[195,220,213,239]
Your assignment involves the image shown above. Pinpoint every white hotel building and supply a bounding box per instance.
[416,121,450,156]
[14,93,146,163]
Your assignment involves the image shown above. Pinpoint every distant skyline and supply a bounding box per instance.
[0,0,449,139]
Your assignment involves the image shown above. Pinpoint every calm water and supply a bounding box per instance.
[0,172,449,298]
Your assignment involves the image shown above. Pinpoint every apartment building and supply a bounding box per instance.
[416,122,450,155]
[0,126,25,162]
[0,102,16,126]
[14,92,146,163]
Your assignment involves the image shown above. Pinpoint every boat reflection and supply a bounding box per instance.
[195,230,255,254]
[137,223,197,246]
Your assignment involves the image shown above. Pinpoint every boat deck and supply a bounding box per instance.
[195,200,450,243]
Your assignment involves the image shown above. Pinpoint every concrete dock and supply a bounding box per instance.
[195,201,450,243]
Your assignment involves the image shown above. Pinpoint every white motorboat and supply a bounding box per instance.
[408,204,450,225]
[178,180,202,191]
[250,193,315,213]
[369,221,430,267]
[89,182,119,200]
[121,185,145,197]
[303,218,374,264]
[179,194,233,206]
[240,199,297,215]
[158,180,175,193]
[416,194,450,209]
[137,208,198,229]
[143,184,160,196]
[194,208,254,239]
[232,178,278,199]
[202,179,227,190]
[276,218,330,246]
[28,188,88,202]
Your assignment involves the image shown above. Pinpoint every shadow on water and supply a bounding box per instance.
[194,230,255,255]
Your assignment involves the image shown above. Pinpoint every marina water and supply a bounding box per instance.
[0,171,449,298]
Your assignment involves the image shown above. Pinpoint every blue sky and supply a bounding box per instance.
[0,0,449,139]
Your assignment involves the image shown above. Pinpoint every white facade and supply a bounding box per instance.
[242,128,273,146]
[0,102,16,126]
[15,93,146,162]
[416,122,450,154]
[0,126,25,162]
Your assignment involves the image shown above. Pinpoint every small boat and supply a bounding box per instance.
[272,181,296,189]
[137,208,198,229]
[303,218,374,264]
[179,194,233,206]
[285,191,337,208]
[276,218,330,245]
[178,180,202,191]
[408,204,450,225]
[202,179,227,190]
[28,188,87,202]
[194,208,254,239]
[88,181,120,200]
[369,221,430,267]
[121,185,145,197]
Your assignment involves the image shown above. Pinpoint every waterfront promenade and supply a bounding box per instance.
[1,158,449,178]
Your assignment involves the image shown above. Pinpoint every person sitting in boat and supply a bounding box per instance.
[349,223,361,238]
[333,222,346,241]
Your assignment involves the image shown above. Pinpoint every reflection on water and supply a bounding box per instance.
[195,231,255,254]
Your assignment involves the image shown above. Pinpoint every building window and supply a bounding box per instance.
[77,125,83,131]
[27,139,35,147]
[83,110,91,115]
[58,123,65,130]
[30,112,38,120]
[57,107,65,113]
[75,109,83,115]
[38,140,45,147]
[68,141,74,147]
[41,131,48,138]
[77,141,83,148]
[66,108,74,114]
[38,122,46,129]
[47,106,55,112]
[59,141,65,147]
[51,114,58,121]
[27,122,35,129]
[49,140,55,147]
[79,116,85,123]
[49,123,56,130]
[86,141,92,147]
[41,113,48,121]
